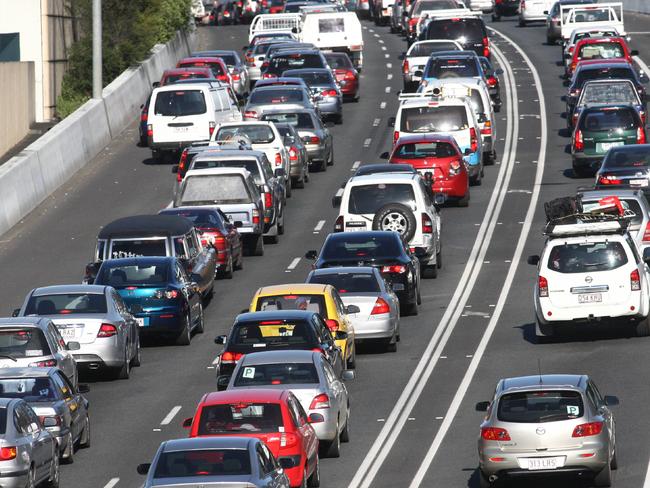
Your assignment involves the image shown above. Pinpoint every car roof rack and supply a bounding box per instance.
[398,85,472,102]
[545,212,633,237]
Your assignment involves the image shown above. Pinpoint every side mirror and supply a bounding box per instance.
[214,335,227,345]
[341,369,355,381]
[380,151,390,160]
[332,195,342,208]
[527,255,540,266]
[464,148,472,156]
[414,70,423,77]
[217,375,231,391]
[346,305,360,314]
[274,168,286,178]
[543,10,548,14]
[335,330,348,340]
[604,395,620,407]
[43,417,59,428]
[11,309,20,318]
[305,250,318,260]
[307,413,325,423]
[234,221,244,228]
[152,81,160,88]
[171,165,179,174]
[67,341,81,351]
[137,463,151,475]
[78,384,90,394]
[182,417,193,429]
[388,116,396,128]
[279,457,296,469]
[631,50,639,56]
[475,401,490,412]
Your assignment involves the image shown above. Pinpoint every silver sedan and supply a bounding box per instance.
[226,350,354,458]
[244,85,317,120]
[306,266,400,351]
[15,284,141,380]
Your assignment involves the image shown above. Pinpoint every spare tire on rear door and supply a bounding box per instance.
[372,203,417,242]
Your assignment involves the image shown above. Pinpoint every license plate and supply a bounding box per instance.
[392,283,405,291]
[524,457,564,470]
[630,179,649,187]
[578,293,602,304]
[598,141,624,152]
[345,222,367,231]
[136,318,146,327]
[59,326,80,340]
[173,126,189,133]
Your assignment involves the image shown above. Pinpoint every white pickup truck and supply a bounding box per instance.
[248,13,302,43]
[298,12,364,69]
[559,2,625,42]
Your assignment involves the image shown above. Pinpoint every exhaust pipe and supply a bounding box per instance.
[489,475,498,483]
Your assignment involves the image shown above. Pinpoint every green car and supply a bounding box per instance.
[572,105,646,177]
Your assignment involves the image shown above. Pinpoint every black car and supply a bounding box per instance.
[262,49,329,79]
[479,56,502,111]
[492,0,519,21]
[305,231,421,315]
[422,16,490,59]
[213,310,344,385]
[594,145,650,192]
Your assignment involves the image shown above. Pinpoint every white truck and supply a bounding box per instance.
[248,13,302,43]
[559,2,625,42]
[298,12,364,69]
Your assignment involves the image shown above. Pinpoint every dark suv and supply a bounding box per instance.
[422,17,490,59]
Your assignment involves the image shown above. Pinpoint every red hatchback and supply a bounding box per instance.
[567,37,637,78]
[324,52,359,101]
[177,57,232,86]
[185,389,320,488]
[386,134,470,206]
[159,67,214,86]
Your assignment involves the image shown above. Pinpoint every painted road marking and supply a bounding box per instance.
[380,101,387,109]
[363,139,372,147]
[373,118,381,126]
[161,406,182,425]
[286,258,301,272]
[314,220,326,233]
[104,479,120,488]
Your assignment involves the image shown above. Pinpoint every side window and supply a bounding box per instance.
[313,316,332,344]
[262,443,279,470]
[294,398,309,424]
[14,407,30,434]
[285,399,301,428]
[53,372,73,400]
[256,445,269,475]
[331,290,346,317]
[211,90,224,112]
[227,88,238,108]
[22,405,41,433]
[173,237,187,259]
[186,233,199,258]
[48,324,65,351]
[588,381,605,406]
[112,291,128,315]
[261,156,274,181]
[95,240,106,260]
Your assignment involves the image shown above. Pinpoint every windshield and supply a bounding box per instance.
[498,390,584,423]
[179,175,252,205]
[426,58,479,78]
[214,54,236,66]
[108,239,166,259]
[413,0,458,15]
[154,90,206,117]
[262,112,315,129]
[348,184,416,214]
[547,241,628,273]
[580,107,638,131]
[25,293,107,315]
[249,89,305,104]
[395,141,458,159]
[234,363,319,386]
[0,329,51,359]
[198,403,283,434]
[191,160,262,184]
[426,19,485,41]
[321,234,402,260]
[409,41,460,57]
[216,125,275,144]
[577,42,625,61]
[231,320,316,349]
[154,449,251,477]
[401,105,468,132]
[97,263,170,287]
[256,294,327,315]
[0,378,57,402]
[308,272,380,293]
[580,82,638,105]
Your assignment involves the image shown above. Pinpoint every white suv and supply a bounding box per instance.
[333,172,442,277]
[528,218,650,339]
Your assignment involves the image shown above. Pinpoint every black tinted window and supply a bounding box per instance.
[154,90,206,117]
[191,159,262,184]
[325,53,353,69]
[308,272,381,293]
[349,184,416,214]
[498,391,584,423]
[284,71,333,86]
[603,147,650,168]
[321,234,402,260]
[234,363,319,386]
[198,404,283,434]
[580,107,638,131]
[25,294,107,315]
[576,67,635,88]
[154,449,251,477]
[426,58,479,78]
[268,54,325,74]
[232,320,315,348]
[395,141,458,159]
[547,241,628,273]
[0,329,51,359]
[161,209,225,231]
[109,239,166,259]
[262,112,315,129]
[426,19,485,41]
[97,263,170,287]
[249,89,305,104]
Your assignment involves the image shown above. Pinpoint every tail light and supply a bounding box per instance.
[147,124,153,137]
[638,126,647,144]
[487,76,497,87]
[598,174,622,185]
[29,359,57,368]
[572,112,579,125]
[209,121,216,137]
[403,59,410,74]
[309,136,320,144]
[422,213,433,234]
[469,127,478,152]
[481,427,510,441]
[480,120,492,136]
[325,319,339,331]
[310,393,330,409]
[521,0,525,7]
[261,61,269,70]
[393,131,400,145]
[289,147,298,161]
[232,72,240,81]
[570,61,577,73]
[220,351,243,364]
[344,70,356,81]
[568,46,574,54]
[321,89,338,97]
[140,112,148,122]
[573,129,584,151]
[252,209,260,225]
[244,110,258,119]
[246,56,255,64]
[280,432,299,448]
[38,416,62,427]
[334,215,344,232]
[631,269,641,291]
[371,297,391,315]
[538,276,548,297]
[274,152,282,166]
[224,9,230,14]
[177,148,188,182]
[642,222,650,242]
[408,17,418,32]
[572,422,603,437]
[217,74,229,82]
[449,160,462,176]
[264,191,273,209]
[0,447,16,461]
[154,289,180,299]
[97,323,118,338]
[381,265,407,274]
[482,37,490,58]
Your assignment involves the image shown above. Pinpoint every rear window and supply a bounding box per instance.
[216,125,275,144]
[249,89,304,104]
[97,263,170,287]
[318,18,345,33]
[308,272,381,293]
[426,18,485,41]
[497,391,584,423]
[425,58,479,79]
[413,0,458,15]
[198,403,283,434]
[25,294,107,316]
[164,72,210,84]
[577,42,624,60]
[0,328,51,359]
[179,60,225,77]
[285,71,332,86]
[154,90,206,117]
[232,320,315,348]
[108,239,166,259]
[349,184,416,215]
[580,107,638,131]
[234,363,319,386]
[395,141,458,159]
[0,378,57,402]
[215,54,237,66]
[580,82,638,106]
[262,112,314,129]
[154,449,251,477]
[268,54,325,74]
[321,234,402,260]
[400,105,468,132]
[179,175,252,205]
[576,67,635,87]
[256,294,327,315]
[571,7,614,23]
[546,241,628,273]
[191,159,262,184]
[409,41,460,57]
[603,146,650,169]
[161,209,225,230]
[325,53,353,69]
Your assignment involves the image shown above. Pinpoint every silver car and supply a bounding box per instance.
[226,350,354,458]
[244,85,317,121]
[306,266,400,351]
[281,68,344,124]
[0,317,79,387]
[15,285,141,380]
[0,398,59,488]
[192,49,249,97]
[476,374,618,487]
[0,368,91,463]
[138,436,290,488]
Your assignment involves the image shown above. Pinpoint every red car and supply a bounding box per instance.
[184,389,320,488]
[324,52,360,102]
[567,37,637,78]
[177,57,232,86]
[385,134,470,206]
[159,67,214,86]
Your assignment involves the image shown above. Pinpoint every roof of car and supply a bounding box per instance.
[283,68,332,75]
[192,149,266,162]
[0,317,50,327]
[159,207,224,217]
[184,167,252,178]
[252,85,305,91]
[309,266,377,275]
[163,437,256,452]
[254,283,331,296]
[31,284,107,296]
[153,82,218,92]
[575,36,625,46]
[349,171,419,184]
[430,50,479,59]
[576,59,633,70]
[501,374,586,392]
[98,215,194,239]
[272,48,322,56]
[218,121,278,128]
[354,163,418,176]
[0,367,57,379]
[162,67,213,76]
[192,50,237,57]
[255,77,308,86]
[240,350,319,365]
[178,56,226,64]
[235,310,319,322]
[202,388,287,404]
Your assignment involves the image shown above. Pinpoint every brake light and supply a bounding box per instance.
[470,127,478,152]
[382,265,407,274]
[321,89,338,97]
[482,37,490,58]
[154,289,180,299]
[309,136,320,144]
[487,76,497,87]
[147,124,153,137]
[422,213,433,234]
[274,152,282,166]
[140,112,148,122]
[538,276,548,297]
[97,323,118,338]
[244,110,258,119]
[264,191,273,209]
[638,126,647,144]
[220,351,243,364]
[325,319,339,331]
[344,71,356,81]
[408,17,418,31]
[481,120,492,136]
[598,174,622,185]
[403,59,410,74]
[280,432,299,448]
[310,393,330,409]
[572,422,603,437]
[393,131,400,145]
[246,56,255,64]
[209,121,216,137]
[643,222,650,242]
[371,297,390,315]
[29,359,57,368]
[571,61,577,73]
[574,129,584,151]
[481,427,510,441]
[0,447,16,461]
[334,215,344,232]
[631,269,641,291]
[289,147,298,161]
[252,209,260,225]
[177,149,188,182]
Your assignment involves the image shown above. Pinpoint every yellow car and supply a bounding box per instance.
[249,283,357,368]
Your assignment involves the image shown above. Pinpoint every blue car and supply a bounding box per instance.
[418,51,486,90]
[94,257,204,345]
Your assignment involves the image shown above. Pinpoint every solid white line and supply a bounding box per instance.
[407,28,547,487]
[314,220,326,232]
[347,30,521,488]
[352,161,361,169]
[286,258,301,271]
[643,456,650,488]
[103,479,120,488]
[160,406,182,425]
[380,101,387,109]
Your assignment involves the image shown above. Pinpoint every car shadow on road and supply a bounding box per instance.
[466,466,596,487]
[517,322,638,345]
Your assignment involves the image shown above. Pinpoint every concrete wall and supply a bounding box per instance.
[0,28,195,237]
[623,0,650,14]
[0,62,35,156]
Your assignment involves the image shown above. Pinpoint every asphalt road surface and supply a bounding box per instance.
[1,9,650,488]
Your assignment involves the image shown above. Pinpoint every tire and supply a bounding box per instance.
[323,423,341,458]
[573,164,591,178]
[117,346,130,380]
[335,113,343,125]
[458,190,470,207]
[151,149,162,162]
[195,303,205,334]
[300,468,308,488]
[62,432,74,464]
[327,147,334,166]
[402,298,418,316]
[131,334,141,367]
[422,264,437,279]
[478,471,491,488]
[470,172,482,186]
[26,467,36,488]
[307,455,321,487]
[593,462,612,487]
[278,211,285,235]
[175,312,192,346]
[346,345,356,369]
[436,248,442,269]
[519,17,526,27]
[45,453,60,488]
[286,179,292,198]
[610,450,618,470]
[385,338,397,352]
[265,233,279,244]
[294,175,306,189]
[372,203,417,242]
[340,412,350,442]
[635,317,650,337]
[251,235,264,256]
[79,415,91,449]
[547,35,555,45]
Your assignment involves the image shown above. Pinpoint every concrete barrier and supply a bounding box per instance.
[0,29,196,237]
[623,0,650,15]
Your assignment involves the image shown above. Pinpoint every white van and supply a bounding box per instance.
[298,12,364,69]
[147,82,242,160]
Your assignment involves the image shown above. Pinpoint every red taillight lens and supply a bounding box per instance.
[470,127,478,152]
[538,276,548,297]
[481,120,492,135]
[310,393,330,409]
[598,174,622,185]
[487,76,497,87]
[382,265,407,274]
[310,136,320,144]
[264,191,273,209]
[631,269,641,291]
[643,222,650,242]
[325,319,339,332]
[29,359,57,368]
[334,215,344,232]
[574,129,584,151]
[140,112,148,122]
[244,110,258,119]
[0,447,16,461]
[570,61,577,73]
[97,323,118,338]
[449,160,462,177]
[209,121,216,136]
[344,71,356,81]
[177,149,188,182]
[572,422,603,437]
[274,152,282,166]
[393,131,400,145]
[402,59,410,74]
[422,213,433,234]
[481,427,510,441]
[321,89,338,97]
[217,74,229,82]
[638,126,646,144]
[252,209,260,225]
[221,351,243,363]
[147,124,153,137]
[371,297,390,315]
[289,147,298,161]
[482,37,490,58]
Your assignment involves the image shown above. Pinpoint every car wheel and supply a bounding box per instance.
[547,35,555,45]
[323,423,341,458]
[635,317,650,337]
[294,175,306,189]
[62,432,74,464]
[300,468,308,488]
[117,348,130,380]
[251,235,264,256]
[340,411,350,442]
[327,147,334,166]
[372,203,417,242]
[518,17,526,27]
[478,470,491,488]
[491,13,499,21]
[385,338,397,352]
[593,462,612,487]
[346,345,356,369]
[610,450,618,470]
[286,179,292,198]
[422,265,437,279]
[45,452,60,488]
[307,455,321,487]
[175,312,192,346]
[402,298,418,316]
[132,333,141,367]
[195,303,205,334]
[470,173,482,186]
[151,149,162,162]
[79,415,91,449]
[335,113,343,125]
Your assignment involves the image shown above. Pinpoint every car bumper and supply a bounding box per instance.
[248,67,261,81]
[306,144,327,162]
[73,342,124,369]
[309,409,338,440]
[0,470,31,488]
[536,297,646,324]
[350,314,395,339]
[572,153,604,170]
[150,140,207,151]
[432,176,468,199]
[521,10,547,21]
[135,312,184,335]
[289,160,304,178]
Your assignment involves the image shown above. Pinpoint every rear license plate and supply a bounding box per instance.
[578,293,602,304]
[346,222,367,231]
[598,141,624,152]
[524,457,564,470]
[392,283,405,291]
[630,179,648,187]
[136,318,146,327]
[59,326,81,340]
[172,126,189,133]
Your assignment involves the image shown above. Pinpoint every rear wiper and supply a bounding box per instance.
[537,413,571,422]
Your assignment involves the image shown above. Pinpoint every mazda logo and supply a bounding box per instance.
[536,427,546,435]
[585,276,593,284]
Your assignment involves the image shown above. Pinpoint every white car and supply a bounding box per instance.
[529,217,650,339]
[334,171,442,276]
[468,0,492,12]
[401,40,463,91]
[518,0,553,26]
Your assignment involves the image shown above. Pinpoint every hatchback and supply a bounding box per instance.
[244,86,316,120]
[593,145,650,196]
[323,51,359,101]
[177,56,232,85]
[281,68,343,124]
